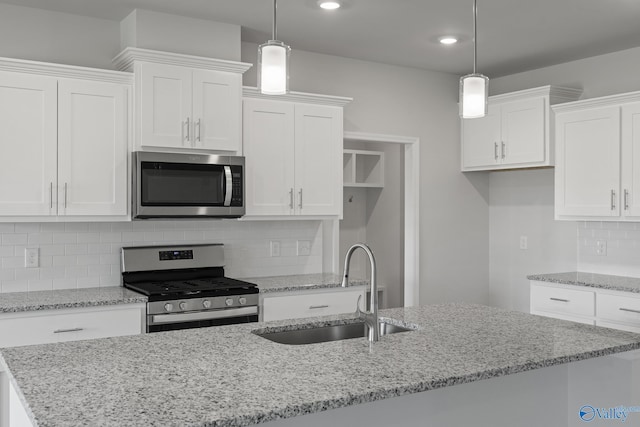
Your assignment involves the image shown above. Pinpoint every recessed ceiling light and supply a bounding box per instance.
[318,1,341,10]
[438,36,458,45]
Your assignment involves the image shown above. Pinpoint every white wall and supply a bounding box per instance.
[0,3,120,69]
[489,46,640,312]
[243,42,491,306]
[489,169,576,312]
[0,220,323,293]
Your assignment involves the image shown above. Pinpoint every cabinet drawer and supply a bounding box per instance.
[262,289,365,322]
[0,304,144,348]
[597,293,640,326]
[596,319,640,334]
[530,284,595,318]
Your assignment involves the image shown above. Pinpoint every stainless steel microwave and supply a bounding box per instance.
[132,152,245,219]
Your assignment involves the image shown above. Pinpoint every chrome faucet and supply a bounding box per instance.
[341,243,379,342]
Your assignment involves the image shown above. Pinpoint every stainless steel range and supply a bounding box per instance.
[121,244,258,333]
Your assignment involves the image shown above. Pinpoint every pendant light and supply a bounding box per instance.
[258,0,291,95]
[459,0,489,118]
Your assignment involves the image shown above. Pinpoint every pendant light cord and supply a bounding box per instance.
[473,0,477,74]
[272,0,278,41]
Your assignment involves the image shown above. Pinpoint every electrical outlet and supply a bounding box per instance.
[270,241,281,257]
[297,240,311,256]
[596,240,607,256]
[519,236,528,250]
[25,248,39,268]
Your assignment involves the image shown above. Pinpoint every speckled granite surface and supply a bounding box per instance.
[2,303,640,427]
[0,286,147,313]
[245,273,368,293]
[528,271,640,293]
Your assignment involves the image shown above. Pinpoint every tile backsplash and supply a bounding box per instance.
[578,221,640,277]
[0,220,323,293]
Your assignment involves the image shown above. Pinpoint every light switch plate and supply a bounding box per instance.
[270,241,281,257]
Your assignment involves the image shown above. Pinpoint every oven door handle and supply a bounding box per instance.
[150,306,258,325]
[223,166,233,207]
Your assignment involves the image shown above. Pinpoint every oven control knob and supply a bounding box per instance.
[238,297,247,305]
[225,298,234,306]
[179,302,187,311]
[164,303,174,312]
[202,300,211,309]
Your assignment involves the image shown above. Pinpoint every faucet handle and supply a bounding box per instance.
[355,294,363,317]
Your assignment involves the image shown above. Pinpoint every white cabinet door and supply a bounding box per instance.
[192,69,241,152]
[501,97,545,165]
[294,104,342,216]
[138,62,191,149]
[57,79,128,216]
[555,106,621,217]
[0,72,57,216]
[461,108,501,168]
[243,99,295,215]
[622,103,640,218]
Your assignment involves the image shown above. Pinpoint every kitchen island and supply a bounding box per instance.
[2,303,640,427]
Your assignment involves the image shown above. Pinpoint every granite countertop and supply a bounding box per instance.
[0,286,147,313]
[2,303,640,427]
[527,271,640,293]
[244,273,369,293]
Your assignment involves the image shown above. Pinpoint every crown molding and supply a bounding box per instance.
[490,85,582,105]
[552,90,640,112]
[343,131,418,145]
[113,47,252,74]
[0,56,133,84]
[242,86,352,107]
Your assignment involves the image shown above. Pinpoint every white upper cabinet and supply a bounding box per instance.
[113,48,251,153]
[58,79,128,217]
[0,72,57,216]
[554,92,640,221]
[0,60,132,221]
[461,86,581,171]
[243,89,351,217]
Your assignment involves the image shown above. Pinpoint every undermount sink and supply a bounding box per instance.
[255,319,416,345]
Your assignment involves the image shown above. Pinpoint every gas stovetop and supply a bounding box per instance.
[123,277,258,301]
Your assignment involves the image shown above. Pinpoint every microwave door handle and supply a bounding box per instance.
[224,166,233,206]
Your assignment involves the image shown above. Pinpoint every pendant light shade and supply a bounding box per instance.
[258,0,290,95]
[460,0,489,118]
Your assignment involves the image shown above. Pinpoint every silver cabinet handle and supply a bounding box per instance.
[611,189,616,211]
[53,327,84,334]
[64,182,68,209]
[289,188,294,209]
[298,188,303,209]
[309,305,329,309]
[624,189,629,210]
[494,142,498,161]
[620,308,640,314]
[49,182,53,209]
[195,118,201,143]
[501,141,506,159]
[550,297,569,303]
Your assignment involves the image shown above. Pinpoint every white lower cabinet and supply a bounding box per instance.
[0,304,145,348]
[530,282,595,325]
[261,287,366,322]
[530,281,640,331]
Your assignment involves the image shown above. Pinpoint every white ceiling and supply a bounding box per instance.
[3,0,640,77]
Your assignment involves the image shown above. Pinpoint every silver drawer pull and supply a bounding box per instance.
[550,298,569,303]
[309,305,329,309]
[53,327,84,334]
[619,308,640,315]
